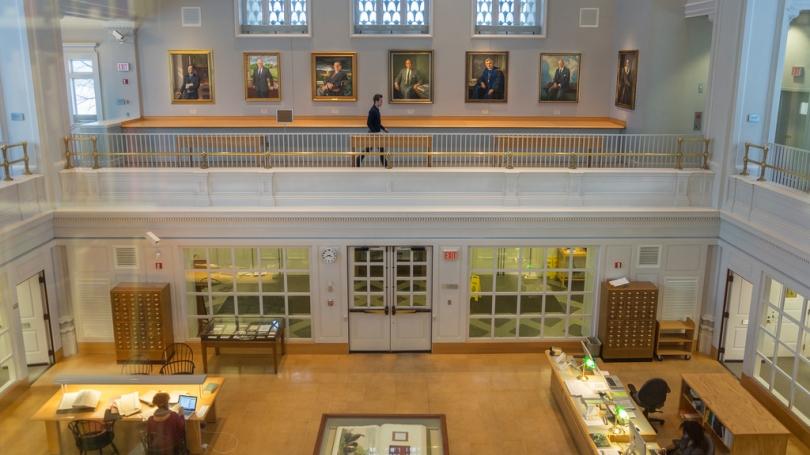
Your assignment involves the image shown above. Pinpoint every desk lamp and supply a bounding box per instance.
[574,356,595,381]
[610,406,630,435]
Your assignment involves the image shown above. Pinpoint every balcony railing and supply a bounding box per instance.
[1,141,33,181]
[742,142,810,193]
[64,133,710,171]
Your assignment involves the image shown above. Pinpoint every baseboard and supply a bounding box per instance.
[741,373,810,449]
[0,380,30,413]
[77,342,116,354]
[54,348,64,363]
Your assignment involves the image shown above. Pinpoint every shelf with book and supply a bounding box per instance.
[679,374,789,455]
[654,318,695,360]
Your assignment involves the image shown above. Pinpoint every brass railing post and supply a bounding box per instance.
[201,151,209,169]
[702,137,710,170]
[63,136,73,169]
[91,136,100,170]
[264,150,272,169]
[506,151,513,170]
[741,142,751,176]
[1,144,10,181]
[569,152,577,169]
[385,150,392,169]
[757,146,769,182]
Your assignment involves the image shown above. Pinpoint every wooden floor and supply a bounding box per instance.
[120,115,626,130]
[3,351,808,455]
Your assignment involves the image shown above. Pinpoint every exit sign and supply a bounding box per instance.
[792,66,804,77]
[117,62,130,72]
[444,250,457,260]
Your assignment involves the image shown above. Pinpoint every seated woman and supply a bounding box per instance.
[146,392,186,452]
[664,420,708,455]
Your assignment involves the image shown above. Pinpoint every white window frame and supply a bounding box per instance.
[351,0,432,38]
[62,43,104,128]
[234,0,311,37]
[0,73,7,145]
[472,0,547,38]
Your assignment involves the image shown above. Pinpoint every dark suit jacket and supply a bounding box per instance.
[253,66,273,96]
[394,68,423,98]
[553,67,570,91]
[322,70,348,95]
[180,73,200,99]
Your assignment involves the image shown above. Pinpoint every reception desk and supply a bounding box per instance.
[31,376,224,455]
[547,352,660,454]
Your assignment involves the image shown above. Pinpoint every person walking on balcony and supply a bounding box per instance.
[356,94,389,167]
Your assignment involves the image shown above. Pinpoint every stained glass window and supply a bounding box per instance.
[475,0,543,36]
[353,0,429,35]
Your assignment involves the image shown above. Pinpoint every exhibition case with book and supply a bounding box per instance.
[199,316,286,374]
[313,414,448,455]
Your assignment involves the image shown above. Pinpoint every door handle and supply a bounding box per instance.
[385,305,389,315]
[396,310,416,314]
[391,305,396,316]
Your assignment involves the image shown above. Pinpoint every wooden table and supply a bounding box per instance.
[30,377,224,455]
[200,322,285,374]
[547,352,660,454]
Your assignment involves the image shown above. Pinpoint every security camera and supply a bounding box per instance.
[112,30,124,43]
[146,231,160,245]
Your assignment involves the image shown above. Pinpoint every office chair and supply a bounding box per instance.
[159,359,196,375]
[68,419,120,455]
[161,343,194,365]
[703,432,715,455]
[140,430,189,455]
[627,378,670,430]
[121,354,153,375]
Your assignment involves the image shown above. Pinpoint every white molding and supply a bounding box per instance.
[685,0,716,19]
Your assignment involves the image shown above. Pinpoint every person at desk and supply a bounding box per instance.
[146,392,186,451]
[663,421,707,455]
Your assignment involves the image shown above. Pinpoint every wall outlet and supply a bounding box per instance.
[553,110,561,115]
[407,109,414,114]
[482,109,489,114]
[331,108,339,114]
[190,109,197,114]
[260,109,268,114]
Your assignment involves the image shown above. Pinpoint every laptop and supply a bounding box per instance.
[176,395,197,420]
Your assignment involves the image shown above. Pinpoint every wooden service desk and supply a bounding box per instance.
[546,352,660,455]
[31,376,224,455]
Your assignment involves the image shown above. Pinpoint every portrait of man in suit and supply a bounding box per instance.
[615,50,638,109]
[244,53,280,101]
[312,53,357,101]
[540,53,580,103]
[169,50,214,104]
[389,50,433,104]
[465,51,508,103]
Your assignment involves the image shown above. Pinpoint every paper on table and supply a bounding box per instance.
[588,381,609,391]
[608,277,629,287]
[565,380,599,398]
[583,415,605,426]
[596,450,621,455]
[168,391,188,403]
[140,390,158,404]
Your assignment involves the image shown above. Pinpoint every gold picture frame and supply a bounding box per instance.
[312,52,357,102]
[169,50,214,104]
[244,52,280,102]
[540,53,580,103]
[389,50,434,104]
[615,50,639,110]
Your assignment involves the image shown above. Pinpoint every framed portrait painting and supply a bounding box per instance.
[169,50,214,104]
[389,50,433,104]
[465,51,508,103]
[539,53,580,103]
[615,50,638,110]
[312,52,357,101]
[244,52,280,101]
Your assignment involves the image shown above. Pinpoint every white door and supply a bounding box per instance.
[722,272,753,361]
[16,273,51,365]
[349,247,432,352]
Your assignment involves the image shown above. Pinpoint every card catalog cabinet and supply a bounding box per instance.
[598,281,658,361]
[110,282,174,362]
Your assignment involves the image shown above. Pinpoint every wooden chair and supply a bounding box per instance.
[68,419,120,455]
[159,360,195,375]
[161,343,194,365]
[139,430,188,455]
[121,354,152,375]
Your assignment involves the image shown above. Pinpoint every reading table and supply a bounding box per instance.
[30,376,224,455]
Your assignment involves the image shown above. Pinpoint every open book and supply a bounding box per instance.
[114,391,141,416]
[57,389,102,412]
[331,424,426,455]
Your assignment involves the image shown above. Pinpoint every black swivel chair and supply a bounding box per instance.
[68,419,120,455]
[628,378,670,430]
[121,354,153,375]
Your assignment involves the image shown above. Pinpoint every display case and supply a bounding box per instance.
[199,316,285,374]
[313,414,449,455]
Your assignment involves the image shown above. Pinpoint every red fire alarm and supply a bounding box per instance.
[123,79,129,85]
[614,262,622,269]
[155,263,163,269]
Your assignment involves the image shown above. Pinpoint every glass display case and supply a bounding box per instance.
[199,316,285,374]
[314,414,449,455]
[200,315,283,341]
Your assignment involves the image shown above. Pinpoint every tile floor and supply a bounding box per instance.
[2,350,808,455]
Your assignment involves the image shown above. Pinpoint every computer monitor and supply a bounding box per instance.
[626,422,647,455]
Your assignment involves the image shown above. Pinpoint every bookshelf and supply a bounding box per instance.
[679,373,789,455]
[654,318,695,360]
